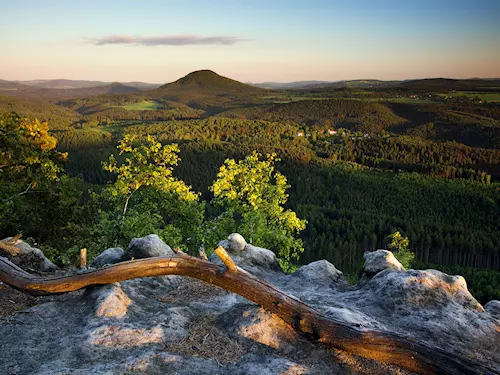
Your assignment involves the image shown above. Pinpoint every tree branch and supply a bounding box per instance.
[2,183,33,202]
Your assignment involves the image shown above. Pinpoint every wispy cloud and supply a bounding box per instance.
[90,34,247,46]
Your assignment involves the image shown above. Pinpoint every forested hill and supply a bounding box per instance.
[397,78,500,92]
[158,70,265,92]
[150,70,267,111]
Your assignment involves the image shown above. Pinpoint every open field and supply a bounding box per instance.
[117,100,162,111]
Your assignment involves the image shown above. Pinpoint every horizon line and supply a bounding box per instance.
[4,75,500,86]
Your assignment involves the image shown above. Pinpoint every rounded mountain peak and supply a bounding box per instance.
[159,70,259,92]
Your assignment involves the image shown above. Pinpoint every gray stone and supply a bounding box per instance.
[121,234,173,260]
[220,232,247,253]
[219,304,299,351]
[0,238,58,272]
[485,300,500,318]
[211,234,282,278]
[89,283,132,318]
[363,249,405,276]
[90,247,124,268]
[292,260,344,285]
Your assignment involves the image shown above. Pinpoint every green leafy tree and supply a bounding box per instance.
[209,152,306,269]
[388,231,415,268]
[103,134,198,220]
[0,113,95,257]
[92,135,202,254]
[0,112,66,194]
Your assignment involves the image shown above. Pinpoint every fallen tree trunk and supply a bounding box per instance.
[0,249,495,375]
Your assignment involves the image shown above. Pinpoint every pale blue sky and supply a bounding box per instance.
[1,0,499,83]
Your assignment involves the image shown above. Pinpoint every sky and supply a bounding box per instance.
[1,0,499,83]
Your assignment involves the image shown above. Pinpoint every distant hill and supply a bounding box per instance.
[0,81,141,100]
[158,70,264,92]
[124,82,162,90]
[59,94,202,121]
[218,99,406,133]
[17,79,161,91]
[0,96,79,130]
[152,70,267,112]
[18,79,109,89]
[249,81,333,90]
[397,78,500,92]
[303,80,403,90]
[103,82,141,94]
[0,79,30,91]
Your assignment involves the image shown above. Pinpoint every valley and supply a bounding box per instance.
[1,70,500,304]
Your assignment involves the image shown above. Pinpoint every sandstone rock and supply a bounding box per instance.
[88,324,165,348]
[356,269,483,312]
[220,305,299,351]
[211,233,283,277]
[0,238,58,272]
[363,249,405,276]
[485,300,500,318]
[1,239,499,375]
[292,260,344,285]
[121,234,173,261]
[217,232,247,254]
[90,283,132,318]
[90,248,124,268]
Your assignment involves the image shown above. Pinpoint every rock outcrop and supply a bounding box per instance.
[210,233,283,278]
[485,300,500,319]
[1,233,499,375]
[0,237,58,272]
[363,249,405,275]
[121,234,173,261]
[90,247,124,268]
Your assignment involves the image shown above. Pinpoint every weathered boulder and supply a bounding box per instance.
[355,269,483,313]
[292,260,344,285]
[363,249,405,277]
[210,233,282,278]
[217,232,247,254]
[0,237,58,272]
[121,234,173,261]
[90,248,124,268]
[484,300,500,319]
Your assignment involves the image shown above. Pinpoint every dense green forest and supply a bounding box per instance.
[1,73,500,304]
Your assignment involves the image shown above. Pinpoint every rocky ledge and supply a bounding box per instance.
[0,234,499,375]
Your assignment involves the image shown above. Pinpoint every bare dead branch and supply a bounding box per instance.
[213,246,237,273]
[0,235,23,256]
[2,184,33,202]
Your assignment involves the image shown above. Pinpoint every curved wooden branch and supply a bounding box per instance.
[0,254,495,375]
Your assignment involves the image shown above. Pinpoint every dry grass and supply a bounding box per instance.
[155,278,228,304]
[167,316,245,363]
[332,348,416,375]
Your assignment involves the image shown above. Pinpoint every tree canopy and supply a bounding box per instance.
[210,152,306,267]
[0,112,66,188]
